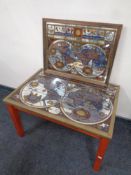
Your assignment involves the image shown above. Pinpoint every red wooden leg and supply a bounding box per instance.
[7,104,25,137]
[93,137,110,171]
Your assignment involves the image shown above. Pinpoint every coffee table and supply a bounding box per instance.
[4,68,119,171]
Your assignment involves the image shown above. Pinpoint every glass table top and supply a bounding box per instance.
[8,70,119,131]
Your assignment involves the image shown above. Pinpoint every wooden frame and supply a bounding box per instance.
[43,18,122,87]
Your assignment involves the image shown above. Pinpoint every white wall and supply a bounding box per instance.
[0,0,131,119]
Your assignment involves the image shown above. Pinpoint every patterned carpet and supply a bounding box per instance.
[0,85,131,175]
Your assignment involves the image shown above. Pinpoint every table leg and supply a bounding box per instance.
[7,104,25,137]
[93,137,110,171]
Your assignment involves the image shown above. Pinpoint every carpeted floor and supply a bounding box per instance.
[0,85,131,175]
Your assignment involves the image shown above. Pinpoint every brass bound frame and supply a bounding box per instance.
[43,18,122,87]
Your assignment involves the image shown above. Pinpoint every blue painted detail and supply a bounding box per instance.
[82,35,104,40]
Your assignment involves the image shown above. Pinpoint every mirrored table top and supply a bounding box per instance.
[4,69,119,138]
